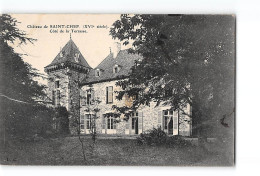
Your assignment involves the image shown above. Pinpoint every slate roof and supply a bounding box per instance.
[81,50,142,85]
[45,39,91,69]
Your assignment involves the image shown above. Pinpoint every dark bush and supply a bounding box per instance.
[137,127,167,146]
[137,127,192,147]
[53,106,70,135]
[0,97,56,141]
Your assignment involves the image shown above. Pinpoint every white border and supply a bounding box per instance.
[1,0,260,176]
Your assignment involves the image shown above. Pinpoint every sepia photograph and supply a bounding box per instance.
[0,14,235,166]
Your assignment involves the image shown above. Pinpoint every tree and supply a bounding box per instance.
[0,14,49,141]
[82,89,101,157]
[110,15,235,145]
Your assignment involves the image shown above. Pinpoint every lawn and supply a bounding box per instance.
[0,136,234,166]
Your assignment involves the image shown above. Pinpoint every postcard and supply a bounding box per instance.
[0,14,235,166]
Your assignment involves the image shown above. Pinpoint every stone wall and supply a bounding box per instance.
[47,69,70,109]
[47,68,88,134]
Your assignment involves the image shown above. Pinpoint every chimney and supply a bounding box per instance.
[111,42,121,58]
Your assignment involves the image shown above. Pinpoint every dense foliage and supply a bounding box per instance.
[137,127,192,147]
[0,14,53,141]
[53,106,70,135]
[110,15,235,140]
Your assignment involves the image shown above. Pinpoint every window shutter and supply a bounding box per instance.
[107,86,113,103]
[113,118,116,129]
[102,116,105,129]
[126,119,129,129]
[174,111,178,130]
[91,90,95,104]
[138,111,143,133]
[106,87,108,104]
[158,111,163,128]
[83,97,86,106]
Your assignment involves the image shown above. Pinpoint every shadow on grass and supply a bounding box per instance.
[0,136,234,166]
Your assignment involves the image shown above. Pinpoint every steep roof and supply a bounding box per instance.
[82,50,142,85]
[45,39,91,69]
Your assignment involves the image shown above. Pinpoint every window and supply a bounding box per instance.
[55,80,59,88]
[56,90,60,106]
[81,96,86,106]
[80,114,92,130]
[86,114,92,129]
[52,90,55,105]
[163,110,173,130]
[114,67,118,73]
[106,86,113,104]
[87,90,92,105]
[74,53,80,63]
[107,117,115,129]
[80,124,84,130]
[95,69,100,77]
[131,112,138,130]
[113,65,120,73]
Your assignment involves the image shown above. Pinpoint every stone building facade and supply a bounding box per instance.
[44,39,91,134]
[45,39,192,136]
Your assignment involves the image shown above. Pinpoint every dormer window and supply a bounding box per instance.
[95,69,101,77]
[113,65,120,73]
[114,67,118,73]
[74,53,80,63]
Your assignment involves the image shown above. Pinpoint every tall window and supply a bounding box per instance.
[81,96,86,106]
[131,112,138,130]
[80,114,92,130]
[106,86,113,104]
[163,110,173,130]
[107,117,115,129]
[87,90,92,105]
[56,90,60,106]
[86,114,92,129]
[53,80,60,106]
[55,80,59,88]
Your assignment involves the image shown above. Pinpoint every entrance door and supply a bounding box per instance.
[132,117,139,134]
[168,117,173,135]
[135,118,138,134]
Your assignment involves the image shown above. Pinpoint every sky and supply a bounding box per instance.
[11,14,131,77]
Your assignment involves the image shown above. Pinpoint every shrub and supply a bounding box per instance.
[137,127,167,146]
[137,127,192,147]
[0,98,56,141]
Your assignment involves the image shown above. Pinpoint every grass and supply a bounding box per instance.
[0,136,234,166]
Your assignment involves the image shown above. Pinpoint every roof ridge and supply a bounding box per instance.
[94,49,131,69]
